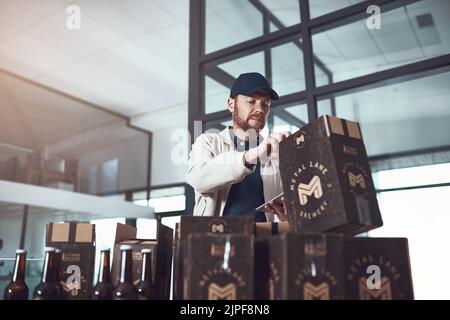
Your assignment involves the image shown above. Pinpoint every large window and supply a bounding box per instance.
[189,0,450,300]
[370,163,450,300]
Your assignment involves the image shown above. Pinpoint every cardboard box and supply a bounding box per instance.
[254,222,290,238]
[257,232,346,300]
[256,233,414,300]
[171,222,180,300]
[279,115,383,235]
[46,222,95,300]
[184,233,254,300]
[110,221,173,300]
[173,216,255,299]
[344,237,414,300]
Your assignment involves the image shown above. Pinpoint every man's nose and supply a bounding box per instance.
[254,101,264,112]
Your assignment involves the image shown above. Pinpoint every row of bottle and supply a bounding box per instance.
[3,244,156,300]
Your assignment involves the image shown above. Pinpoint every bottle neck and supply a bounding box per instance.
[98,250,111,283]
[119,250,132,283]
[42,251,55,283]
[140,252,152,282]
[12,252,26,282]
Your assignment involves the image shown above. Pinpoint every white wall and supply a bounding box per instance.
[151,125,188,186]
[131,104,188,187]
[77,134,149,193]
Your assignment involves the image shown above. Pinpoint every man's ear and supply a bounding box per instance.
[227,97,235,113]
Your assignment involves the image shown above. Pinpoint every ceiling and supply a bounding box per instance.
[0,0,449,135]
[0,0,189,130]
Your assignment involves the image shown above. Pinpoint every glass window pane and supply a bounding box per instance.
[310,0,365,18]
[205,0,300,54]
[318,71,450,157]
[373,163,450,190]
[271,41,306,96]
[369,185,450,299]
[0,71,150,196]
[205,75,232,115]
[205,40,305,114]
[313,1,450,83]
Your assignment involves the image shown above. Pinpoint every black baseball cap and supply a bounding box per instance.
[230,72,279,100]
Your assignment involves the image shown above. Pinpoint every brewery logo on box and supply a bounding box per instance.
[288,161,333,220]
[208,283,236,300]
[358,275,392,300]
[342,162,369,197]
[294,130,307,149]
[303,282,330,300]
[208,218,228,233]
[198,268,247,300]
[347,255,401,300]
[294,267,339,300]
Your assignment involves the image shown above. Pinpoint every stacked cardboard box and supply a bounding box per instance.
[184,233,253,300]
[46,222,96,300]
[255,233,414,300]
[111,221,173,299]
[174,216,254,300]
[279,115,383,235]
[253,115,414,300]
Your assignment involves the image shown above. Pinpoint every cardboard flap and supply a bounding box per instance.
[46,222,95,244]
[114,223,137,244]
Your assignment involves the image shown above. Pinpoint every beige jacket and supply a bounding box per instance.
[186,127,283,222]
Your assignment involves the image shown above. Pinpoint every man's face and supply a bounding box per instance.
[228,91,271,131]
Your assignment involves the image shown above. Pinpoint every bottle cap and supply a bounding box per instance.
[120,244,133,251]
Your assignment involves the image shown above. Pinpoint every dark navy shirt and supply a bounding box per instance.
[222,128,267,222]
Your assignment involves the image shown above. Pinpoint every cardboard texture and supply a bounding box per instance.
[111,221,173,300]
[46,222,96,300]
[184,233,254,300]
[279,115,383,235]
[173,216,254,300]
[255,233,414,300]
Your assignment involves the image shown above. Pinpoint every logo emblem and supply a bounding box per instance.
[303,282,330,300]
[298,175,323,205]
[208,283,236,300]
[358,276,392,300]
[296,134,305,146]
[348,172,366,189]
[210,223,224,233]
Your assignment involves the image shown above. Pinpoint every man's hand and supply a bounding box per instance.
[265,196,288,222]
[244,131,290,165]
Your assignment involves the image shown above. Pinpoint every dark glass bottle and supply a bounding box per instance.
[3,249,29,300]
[33,247,59,300]
[136,249,157,300]
[112,245,137,300]
[92,249,113,300]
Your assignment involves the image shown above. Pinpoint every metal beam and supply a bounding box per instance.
[249,0,333,78]
[200,23,303,66]
[299,0,318,122]
[205,66,235,88]
[309,0,422,34]
[313,54,450,99]
[274,109,307,129]
[187,0,206,216]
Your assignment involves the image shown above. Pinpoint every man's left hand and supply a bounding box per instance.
[265,196,288,222]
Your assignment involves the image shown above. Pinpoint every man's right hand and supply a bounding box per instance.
[244,131,290,165]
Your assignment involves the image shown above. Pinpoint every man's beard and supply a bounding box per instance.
[233,105,266,132]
